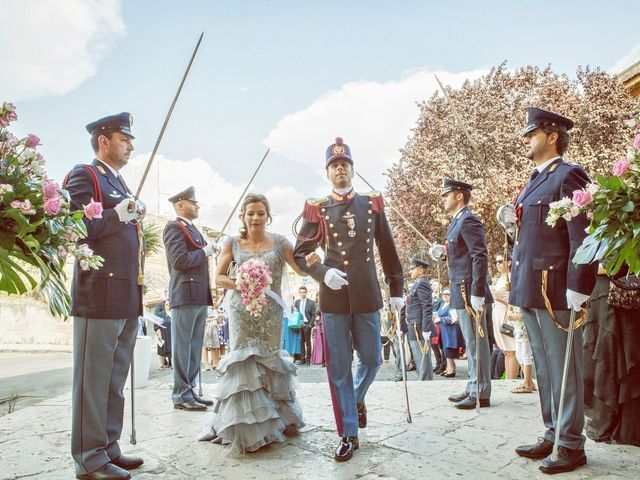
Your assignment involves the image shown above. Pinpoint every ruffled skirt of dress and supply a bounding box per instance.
[198,345,305,455]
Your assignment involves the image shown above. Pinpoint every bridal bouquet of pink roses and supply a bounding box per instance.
[235,258,273,317]
[1,102,103,317]
[546,115,640,276]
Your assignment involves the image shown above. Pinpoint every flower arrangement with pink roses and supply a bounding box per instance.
[235,257,273,317]
[0,102,103,317]
[546,115,640,276]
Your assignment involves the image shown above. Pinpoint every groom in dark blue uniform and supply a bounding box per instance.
[510,108,597,474]
[293,138,404,462]
[66,112,144,480]
[442,179,493,409]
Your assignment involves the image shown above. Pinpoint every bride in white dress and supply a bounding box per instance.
[198,193,312,454]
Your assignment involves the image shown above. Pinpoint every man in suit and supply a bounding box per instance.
[442,179,493,409]
[406,257,435,381]
[294,285,316,365]
[293,137,404,461]
[163,186,215,411]
[66,112,144,480]
[509,108,597,474]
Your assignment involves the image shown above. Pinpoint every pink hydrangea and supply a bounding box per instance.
[25,134,40,148]
[43,181,59,199]
[44,197,61,215]
[83,198,103,219]
[572,189,593,208]
[10,199,36,215]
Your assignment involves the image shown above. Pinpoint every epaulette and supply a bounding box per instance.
[302,196,329,223]
[360,190,381,198]
[360,190,384,213]
[306,196,329,206]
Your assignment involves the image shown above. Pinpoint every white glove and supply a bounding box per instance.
[203,242,215,257]
[566,289,589,312]
[471,295,484,312]
[114,198,136,222]
[324,268,348,290]
[389,296,405,314]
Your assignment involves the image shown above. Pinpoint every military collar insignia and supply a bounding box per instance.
[96,164,107,175]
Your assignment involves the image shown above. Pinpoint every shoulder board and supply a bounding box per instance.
[306,196,329,206]
[359,190,381,198]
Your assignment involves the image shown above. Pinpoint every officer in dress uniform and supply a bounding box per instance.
[442,179,494,409]
[293,138,404,462]
[163,187,214,411]
[509,108,597,474]
[406,257,435,381]
[66,113,144,480]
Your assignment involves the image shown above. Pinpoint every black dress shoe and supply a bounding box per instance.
[357,402,367,429]
[515,437,554,459]
[448,391,469,403]
[174,399,207,411]
[539,447,587,474]
[455,396,490,409]
[334,436,359,462]
[76,463,130,480]
[193,395,214,406]
[110,454,144,470]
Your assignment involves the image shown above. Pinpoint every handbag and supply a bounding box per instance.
[287,311,304,329]
[499,303,515,337]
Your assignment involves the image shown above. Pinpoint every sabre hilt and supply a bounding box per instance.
[429,243,447,262]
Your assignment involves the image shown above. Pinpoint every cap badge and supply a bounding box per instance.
[333,145,344,155]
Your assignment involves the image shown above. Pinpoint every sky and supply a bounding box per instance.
[2,0,640,239]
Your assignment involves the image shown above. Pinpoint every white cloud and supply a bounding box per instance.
[609,43,640,74]
[0,0,126,101]
[121,153,306,242]
[264,68,487,190]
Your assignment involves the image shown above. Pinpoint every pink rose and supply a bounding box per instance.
[44,197,61,215]
[25,134,40,148]
[613,157,631,177]
[43,181,59,199]
[572,189,593,208]
[83,198,103,219]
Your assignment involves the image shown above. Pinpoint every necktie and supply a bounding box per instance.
[116,174,130,194]
[529,169,540,184]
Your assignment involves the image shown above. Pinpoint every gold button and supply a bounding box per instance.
[366,248,370,252]
[366,239,370,243]
[366,257,370,262]
[369,201,373,205]
[341,251,346,256]
[549,266,554,270]
[367,218,372,223]
[109,272,114,277]
[367,228,371,233]
[321,208,326,213]
[190,277,193,280]
[338,242,343,246]
[343,260,349,266]
[329,223,334,228]
[537,200,541,204]
[516,261,520,266]
[325,215,330,220]
[368,210,372,214]
[333,233,338,237]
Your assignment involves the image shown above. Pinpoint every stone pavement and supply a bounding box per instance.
[1,378,638,480]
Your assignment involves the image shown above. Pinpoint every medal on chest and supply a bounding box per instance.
[343,211,356,237]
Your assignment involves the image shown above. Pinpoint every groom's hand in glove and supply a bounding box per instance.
[203,242,215,257]
[324,268,348,290]
[471,295,484,313]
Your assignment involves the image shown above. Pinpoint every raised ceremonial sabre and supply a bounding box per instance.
[134,32,204,201]
[130,32,204,445]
